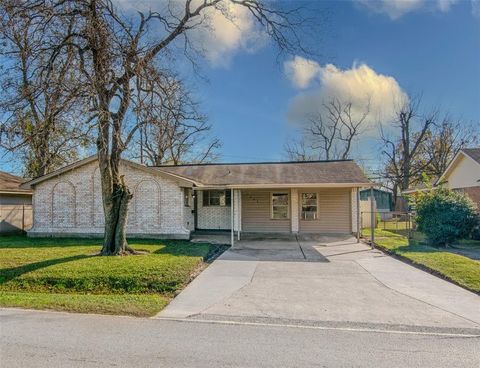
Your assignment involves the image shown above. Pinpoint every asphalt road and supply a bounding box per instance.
[1,309,479,368]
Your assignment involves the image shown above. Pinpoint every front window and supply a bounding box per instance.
[301,193,318,220]
[202,190,231,207]
[271,192,289,219]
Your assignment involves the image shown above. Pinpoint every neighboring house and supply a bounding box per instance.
[0,171,33,233]
[436,148,480,208]
[359,188,393,212]
[22,156,372,240]
[403,148,480,210]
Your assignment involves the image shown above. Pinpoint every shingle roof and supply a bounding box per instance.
[463,148,480,164]
[0,171,32,193]
[156,160,371,187]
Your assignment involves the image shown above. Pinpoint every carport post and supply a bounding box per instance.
[370,186,375,245]
[356,188,360,243]
[231,188,234,247]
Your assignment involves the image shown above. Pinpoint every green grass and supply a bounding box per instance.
[363,229,480,293]
[0,236,222,316]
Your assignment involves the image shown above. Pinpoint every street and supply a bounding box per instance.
[1,308,479,368]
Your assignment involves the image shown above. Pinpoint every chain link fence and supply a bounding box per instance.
[360,211,416,244]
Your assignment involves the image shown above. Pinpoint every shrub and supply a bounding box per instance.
[415,188,478,247]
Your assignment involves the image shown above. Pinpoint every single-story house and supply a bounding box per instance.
[403,148,480,210]
[22,156,372,241]
[0,171,33,233]
[436,148,480,208]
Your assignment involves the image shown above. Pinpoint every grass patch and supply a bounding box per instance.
[0,291,168,317]
[363,229,480,293]
[0,236,223,316]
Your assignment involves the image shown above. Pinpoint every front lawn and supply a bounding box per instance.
[0,236,224,316]
[363,229,480,293]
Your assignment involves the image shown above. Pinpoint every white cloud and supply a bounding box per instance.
[113,0,266,67]
[355,0,462,19]
[472,0,480,17]
[284,59,408,131]
[284,56,322,89]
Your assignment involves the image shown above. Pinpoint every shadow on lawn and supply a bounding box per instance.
[0,255,90,284]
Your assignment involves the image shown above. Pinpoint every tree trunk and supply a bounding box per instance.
[100,176,133,255]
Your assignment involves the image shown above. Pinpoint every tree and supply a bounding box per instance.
[380,98,479,208]
[133,70,220,165]
[414,187,478,247]
[286,97,370,161]
[381,97,436,202]
[15,0,308,255]
[422,119,478,179]
[0,1,91,177]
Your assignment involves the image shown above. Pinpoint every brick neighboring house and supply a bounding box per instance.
[22,156,372,241]
[436,148,480,210]
[0,171,33,233]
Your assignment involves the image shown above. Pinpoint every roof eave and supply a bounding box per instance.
[192,182,375,189]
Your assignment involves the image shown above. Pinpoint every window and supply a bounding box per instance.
[301,193,318,220]
[184,188,191,207]
[271,192,289,219]
[202,190,231,207]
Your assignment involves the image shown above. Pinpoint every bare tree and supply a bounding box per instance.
[286,97,370,161]
[284,139,315,161]
[14,0,308,255]
[0,1,91,177]
[423,118,479,179]
[132,69,220,165]
[380,97,437,204]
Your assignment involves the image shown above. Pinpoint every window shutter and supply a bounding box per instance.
[225,190,231,206]
[202,191,209,206]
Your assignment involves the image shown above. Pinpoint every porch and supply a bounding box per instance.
[190,187,362,246]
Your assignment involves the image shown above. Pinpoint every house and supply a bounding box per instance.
[402,148,480,210]
[22,156,372,241]
[359,188,393,212]
[436,148,480,208]
[0,171,33,233]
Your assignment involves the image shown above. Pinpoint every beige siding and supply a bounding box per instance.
[241,189,291,233]
[299,188,351,233]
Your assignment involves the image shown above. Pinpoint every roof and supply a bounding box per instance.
[23,156,197,188]
[0,171,32,194]
[22,157,372,189]
[155,160,371,187]
[462,148,480,165]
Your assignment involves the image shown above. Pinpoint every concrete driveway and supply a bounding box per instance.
[158,237,480,332]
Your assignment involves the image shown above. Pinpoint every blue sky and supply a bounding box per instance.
[1,0,479,174]
[197,0,480,167]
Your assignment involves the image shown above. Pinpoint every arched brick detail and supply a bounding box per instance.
[134,179,160,230]
[51,181,76,227]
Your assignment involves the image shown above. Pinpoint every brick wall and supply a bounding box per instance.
[351,188,358,234]
[463,186,480,211]
[196,190,231,230]
[29,160,190,238]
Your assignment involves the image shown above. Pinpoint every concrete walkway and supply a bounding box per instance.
[158,237,480,331]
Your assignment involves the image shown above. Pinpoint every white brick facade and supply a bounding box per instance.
[351,187,358,234]
[29,160,190,238]
[196,190,231,230]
